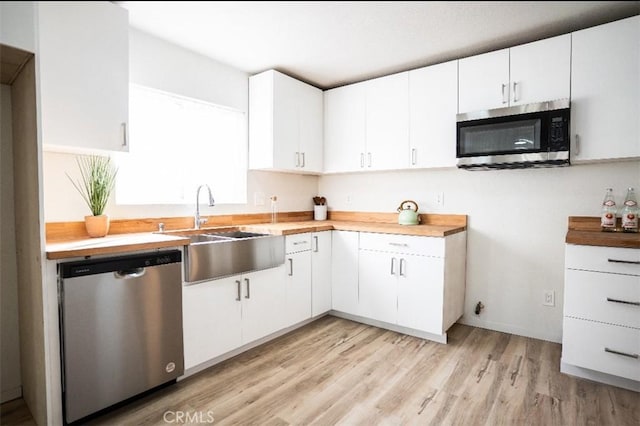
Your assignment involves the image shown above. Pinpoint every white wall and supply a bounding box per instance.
[319,161,640,343]
[0,84,22,402]
[0,1,36,52]
[42,28,319,222]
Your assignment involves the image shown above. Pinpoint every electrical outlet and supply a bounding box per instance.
[436,192,444,207]
[346,194,352,204]
[254,192,265,206]
[543,290,555,307]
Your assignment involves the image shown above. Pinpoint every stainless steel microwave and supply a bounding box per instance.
[456,99,570,170]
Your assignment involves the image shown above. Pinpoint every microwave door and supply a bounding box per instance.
[458,118,542,157]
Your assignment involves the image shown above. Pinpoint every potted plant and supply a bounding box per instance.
[67,155,118,238]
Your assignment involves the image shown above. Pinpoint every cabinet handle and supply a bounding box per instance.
[368,152,372,168]
[301,152,305,168]
[606,297,640,306]
[574,134,580,156]
[313,235,319,252]
[608,258,640,265]
[244,278,250,299]
[295,152,300,167]
[604,347,639,359]
[399,258,406,277]
[235,280,241,301]
[501,84,508,104]
[121,122,128,147]
[512,82,518,103]
[390,257,396,276]
[360,153,364,168]
[411,148,417,166]
[288,258,293,276]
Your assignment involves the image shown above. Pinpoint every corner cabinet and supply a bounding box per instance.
[249,70,323,174]
[561,244,640,392]
[38,1,129,153]
[324,72,409,173]
[570,15,640,162]
[458,34,570,113]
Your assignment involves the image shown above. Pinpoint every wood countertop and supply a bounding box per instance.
[565,216,640,249]
[46,213,467,260]
[46,232,190,260]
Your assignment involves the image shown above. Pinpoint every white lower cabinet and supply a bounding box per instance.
[311,231,332,316]
[562,244,640,391]
[357,232,463,338]
[285,233,313,325]
[331,231,360,315]
[183,266,285,370]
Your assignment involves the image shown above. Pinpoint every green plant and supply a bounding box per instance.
[67,155,118,216]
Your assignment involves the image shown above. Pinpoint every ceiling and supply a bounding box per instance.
[118,1,640,89]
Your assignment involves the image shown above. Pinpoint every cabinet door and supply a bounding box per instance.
[331,231,360,315]
[38,2,129,153]
[409,61,458,168]
[285,250,312,325]
[323,83,366,173]
[311,232,332,316]
[509,34,570,106]
[359,250,397,324]
[397,255,445,334]
[272,71,302,170]
[364,72,410,170]
[571,16,640,162]
[298,82,324,173]
[183,278,242,369]
[458,49,509,113]
[242,266,286,344]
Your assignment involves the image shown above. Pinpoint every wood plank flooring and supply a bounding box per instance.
[2,316,638,425]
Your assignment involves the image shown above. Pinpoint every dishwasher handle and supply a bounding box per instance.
[114,268,146,279]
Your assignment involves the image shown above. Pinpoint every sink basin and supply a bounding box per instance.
[182,230,284,283]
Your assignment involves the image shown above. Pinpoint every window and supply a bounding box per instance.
[115,84,247,205]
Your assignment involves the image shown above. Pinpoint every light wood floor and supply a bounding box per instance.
[2,316,639,425]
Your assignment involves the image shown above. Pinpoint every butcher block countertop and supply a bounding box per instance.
[45,211,467,260]
[565,216,640,249]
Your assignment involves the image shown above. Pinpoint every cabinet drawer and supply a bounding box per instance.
[562,317,640,381]
[565,269,640,328]
[286,233,312,254]
[359,232,444,257]
[566,245,640,276]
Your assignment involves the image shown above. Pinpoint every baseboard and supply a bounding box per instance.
[560,361,640,392]
[1,386,22,404]
[458,315,562,344]
[329,311,448,344]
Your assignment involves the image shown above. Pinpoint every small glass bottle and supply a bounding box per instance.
[600,188,617,232]
[621,187,639,233]
[270,195,278,224]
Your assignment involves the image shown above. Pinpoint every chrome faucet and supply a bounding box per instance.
[194,184,215,229]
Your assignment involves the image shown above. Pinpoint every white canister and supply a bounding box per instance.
[314,205,327,221]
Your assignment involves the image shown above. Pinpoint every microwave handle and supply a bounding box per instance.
[574,134,580,156]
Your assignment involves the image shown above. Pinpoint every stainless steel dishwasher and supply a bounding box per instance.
[59,250,184,424]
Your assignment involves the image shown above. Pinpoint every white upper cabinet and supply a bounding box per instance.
[323,82,366,173]
[570,16,640,162]
[364,72,410,171]
[249,70,323,174]
[324,72,409,173]
[408,60,458,168]
[38,1,129,153]
[458,34,570,113]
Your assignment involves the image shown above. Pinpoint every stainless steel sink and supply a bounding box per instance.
[181,230,285,283]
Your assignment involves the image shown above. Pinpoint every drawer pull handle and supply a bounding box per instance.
[604,347,639,359]
[293,241,308,245]
[389,242,409,247]
[606,297,640,306]
[607,258,640,265]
